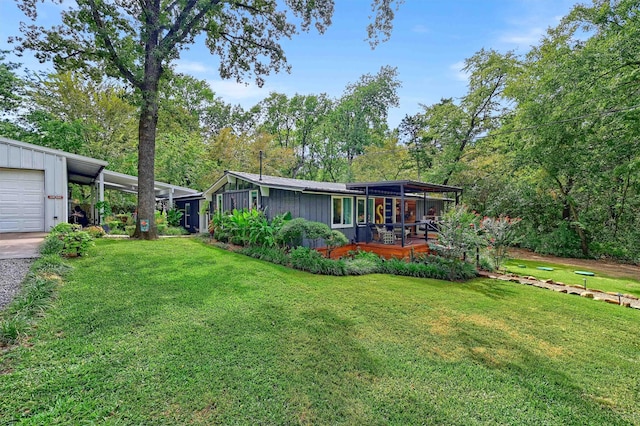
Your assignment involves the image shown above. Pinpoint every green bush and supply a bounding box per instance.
[61,231,94,257]
[0,317,27,346]
[162,226,189,236]
[125,225,136,236]
[239,246,291,266]
[50,222,79,235]
[289,247,347,275]
[276,218,307,247]
[85,226,106,238]
[106,219,123,230]
[40,235,64,256]
[166,209,183,227]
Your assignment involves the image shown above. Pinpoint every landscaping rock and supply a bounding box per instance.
[622,302,631,308]
[605,299,621,305]
[580,292,594,298]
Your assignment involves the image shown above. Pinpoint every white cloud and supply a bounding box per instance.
[206,79,266,102]
[175,60,214,74]
[449,61,469,82]
[412,24,429,34]
[499,27,546,45]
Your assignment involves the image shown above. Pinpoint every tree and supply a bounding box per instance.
[501,0,640,257]
[352,134,415,181]
[13,0,400,239]
[0,51,23,114]
[411,49,516,186]
[329,65,400,167]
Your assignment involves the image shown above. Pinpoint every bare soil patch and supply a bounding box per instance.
[509,248,640,281]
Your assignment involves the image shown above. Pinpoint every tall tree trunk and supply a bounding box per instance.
[133,2,161,240]
[133,87,160,239]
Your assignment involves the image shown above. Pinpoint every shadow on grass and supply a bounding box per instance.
[459,279,518,300]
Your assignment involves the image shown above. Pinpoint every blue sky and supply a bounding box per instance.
[0,1,579,127]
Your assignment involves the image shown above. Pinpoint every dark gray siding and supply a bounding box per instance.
[263,188,301,219]
[262,190,356,244]
[224,190,249,211]
[299,193,330,223]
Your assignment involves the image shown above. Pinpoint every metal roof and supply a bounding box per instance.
[102,170,200,199]
[203,171,462,199]
[203,170,362,197]
[347,180,463,196]
[0,137,199,198]
[1,136,107,185]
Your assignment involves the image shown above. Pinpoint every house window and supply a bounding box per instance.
[184,203,190,227]
[216,194,223,212]
[357,198,366,224]
[249,190,259,210]
[356,198,374,224]
[332,196,353,228]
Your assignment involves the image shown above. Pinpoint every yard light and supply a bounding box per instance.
[583,278,587,290]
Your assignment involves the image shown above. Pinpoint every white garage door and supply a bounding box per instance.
[0,169,45,233]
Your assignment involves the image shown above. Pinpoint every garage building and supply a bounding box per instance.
[0,137,198,233]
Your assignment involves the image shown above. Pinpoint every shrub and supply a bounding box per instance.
[437,205,483,260]
[480,215,522,271]
[162,226,189,236]
[344,254,382,275]
[61,231,94,257]
[106,219,123,230]
[239,246,291,266]
[85,226,106,238]
[289,247,346,275]
[276,218,307,247]
[40,235,64,256]
[0,317,27,346]
[166,209,183,227]
[50,222,79,235]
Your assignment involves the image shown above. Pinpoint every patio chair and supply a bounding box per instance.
[374,225,385,242]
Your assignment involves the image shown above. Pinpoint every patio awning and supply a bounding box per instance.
[101,170,199,199]
[346,180,463,197]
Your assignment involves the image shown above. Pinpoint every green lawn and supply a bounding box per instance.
[1,238,639,425]
[504,259,640,297]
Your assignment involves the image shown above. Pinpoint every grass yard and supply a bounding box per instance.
[504,259,640,297]
[1,238,639,425]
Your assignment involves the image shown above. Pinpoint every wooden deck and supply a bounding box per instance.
[318,236,434,260]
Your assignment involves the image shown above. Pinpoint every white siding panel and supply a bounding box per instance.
[0,144,7,167]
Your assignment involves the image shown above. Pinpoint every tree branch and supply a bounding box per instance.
[86,0,142,88]
[159,0,221,54]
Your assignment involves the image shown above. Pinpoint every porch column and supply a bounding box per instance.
[400,185,405,247]
[98,171,104,224]
[365,186,370,243]
[168,188,174,208]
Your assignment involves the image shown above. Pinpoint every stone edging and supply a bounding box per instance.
[478,271,640,310]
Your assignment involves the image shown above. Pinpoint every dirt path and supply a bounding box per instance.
[509,248,640,281]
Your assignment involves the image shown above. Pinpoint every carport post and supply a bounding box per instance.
[98,171,104,224]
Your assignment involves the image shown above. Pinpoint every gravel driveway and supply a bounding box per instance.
[0,259,33,310]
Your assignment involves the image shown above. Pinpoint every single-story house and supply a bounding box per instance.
[178,170,462,247]
[0,137,199,233]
